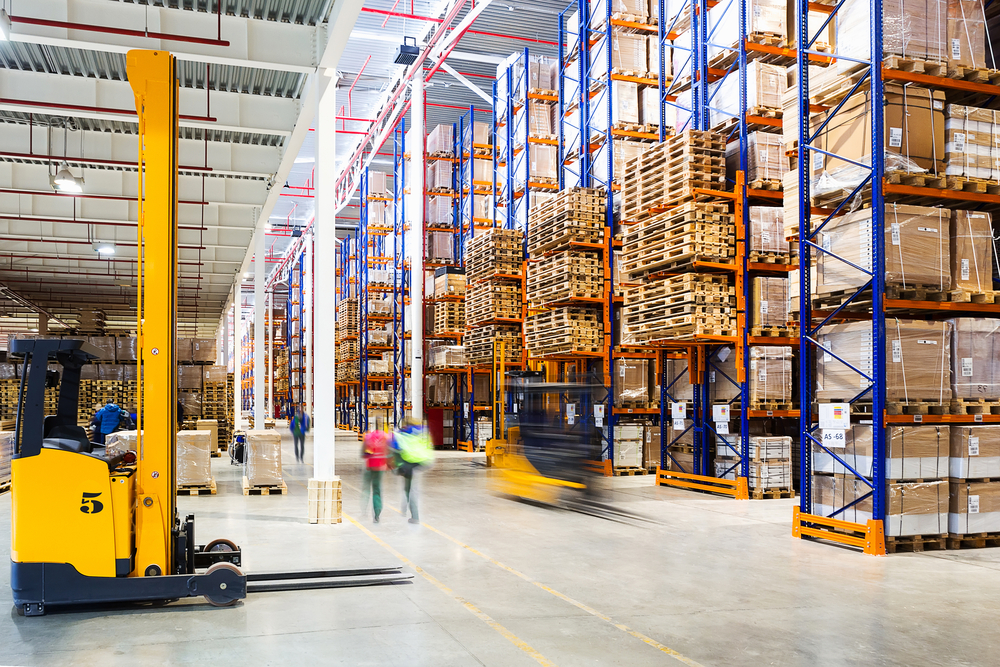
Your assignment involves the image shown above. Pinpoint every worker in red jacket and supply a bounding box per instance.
[361,429,391,523]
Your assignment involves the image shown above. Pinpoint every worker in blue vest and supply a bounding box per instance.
[91,401,129,445]
[391,417,434,524]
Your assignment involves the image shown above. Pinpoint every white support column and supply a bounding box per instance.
[305,233,314,418]
[253,231,266,428]
[409,74,425,422]
[313,73,338,480]
[235,285,242,427]
[267,290,273,418]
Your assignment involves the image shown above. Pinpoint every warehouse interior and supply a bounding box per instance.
[4,0,1000,664]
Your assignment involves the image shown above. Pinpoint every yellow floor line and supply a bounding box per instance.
[343,512,556,667]
[344,479,703,666]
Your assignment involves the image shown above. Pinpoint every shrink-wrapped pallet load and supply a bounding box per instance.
[950,211,994,292]
[950,480,1000,534]
[812,424,949,479]
[749,346,793,406]
[644,425,661,469]
[192,338,216,363]
[116,336,138,362]
[751,277,789,331]
[950,426,1000,479]
[426,124,454,156]
[947,0,987,69]
[246,430,283,487]
[177,430,213,487]
[613,423,645,468]
[196,419,219,455]
[815,205,950,295]
[837,0,947,70]
[706,0,785,63]
[950,318,1000,400]
[816,320,952,404]
[749,207,788,257]
[614,359,650,407]
[0,431,13,488]
[813,475,948,535]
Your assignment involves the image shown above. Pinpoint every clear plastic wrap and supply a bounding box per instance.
[950,211,994,291]
[708,348,739,403]
[749,346,793,404]
[950,480,1000,534]
[429,345,466,369]
[427,159,453,190]
[816,319,952,402]
[367,359,390,376]
[104,430,139,458]
[746,132,785,182]
[813,424,949,479]
[752,277,789,329]
[528,54,558,89]
[426,195,453,226]
[612,81,639,125]
[472,158,493,186]
[368,390,392,406]
[750,207,787,255]
[178,391,202,418]
[116,337,137,362]
[426,374,456,406]
[605,32,647,72]
[196,419,219,453]
[426,231,455,263]
[246,430,283,486]
[177,430,213,486]
[474,121,491,146]
[0,363,17,379]
[707,0,785,61]
[613,423,645,468]
[813,475,948,535]
[426,124,454,156]
[614,359,649,407]
[944,105,1000,179]
[951,318,1000,399]
[99,364,123,381]
[837,0,947,68]
[529,100,554,135]
[529,144,558,180]
[644,425,661,468]
[434,269,466,298]
[816,205,950,294]
[950,425,1000,478]
[87,337,116,361]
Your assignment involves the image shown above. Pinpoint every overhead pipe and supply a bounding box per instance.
[1,278,202,291]
[8,14,231,47]
[359,7,558,46]
[0,213,209,232]
[0,235,207,251]
[0,150,212,173]
[0,267,202,281]
[0,97,216,123]
[0,187,210,206]
[0,252,203,267]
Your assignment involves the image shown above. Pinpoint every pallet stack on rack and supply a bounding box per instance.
[466,228,525,364]
[336,297,359,382]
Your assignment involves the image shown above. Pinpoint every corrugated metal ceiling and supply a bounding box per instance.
[114,0,334,26]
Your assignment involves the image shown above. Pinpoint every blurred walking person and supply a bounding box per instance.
[392,417,434,524]
[290,407,310,463]
[361,429,391,523]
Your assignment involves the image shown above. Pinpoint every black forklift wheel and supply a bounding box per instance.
[203,562,243,607]
[204,538,238,553]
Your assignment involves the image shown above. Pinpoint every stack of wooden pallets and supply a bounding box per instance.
[432,301,466,335]
[466,325,523,365]
[525,187,607,357]
[623,274,737,342]
[466,229,524,335]
[620,202,735,279]
[466,228,522,282]
[619,130,726,223]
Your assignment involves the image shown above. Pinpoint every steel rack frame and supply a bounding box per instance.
[287,252,305,417]
[392,120,409,426]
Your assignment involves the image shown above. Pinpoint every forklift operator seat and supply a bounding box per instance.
[42,415,92,454]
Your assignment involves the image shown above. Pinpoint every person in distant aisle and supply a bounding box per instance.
[290,407,310,463]
[361,429,391,523]
[391,417,434,524]
[91,401,129,445]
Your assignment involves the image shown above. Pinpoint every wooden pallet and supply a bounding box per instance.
[0,480,10,495]
[946,532,1000,549]
[177,479,217,496]
[750,325,799,338]
[613,466,650,476]
[945,64,1000,85]
[813,399,951,416]
[950,398,1000,416]
[750,486,794,500]
[948,288,998,304]
[748,250,792,264]
[242,476,288,496]
[883,54,947,77]
[749,401,794,412]
[885,534,947,554]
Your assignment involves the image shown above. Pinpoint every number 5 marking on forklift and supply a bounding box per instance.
[80,492,104,514]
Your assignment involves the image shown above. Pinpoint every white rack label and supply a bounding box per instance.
[709,370,716,383]
[672,418,685,431]
[760,300,769,314]
[713,404,730,421]
[594,416,603,427]
[821,429,847,448]
[716,421,729,435]
[952,38,962,59]
[813,152,824,172]
[892,339,902,362]
[962,357,974,377]
[671,402,686,419]
[889,127,903,147]
[969,495,980,514]
[970,436,980,456]
[890,223,901,246]
[962,258,971,281]
[821,233,832,251]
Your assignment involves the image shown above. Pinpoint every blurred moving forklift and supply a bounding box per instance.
[486,342,605,504]
[9,50,408,617]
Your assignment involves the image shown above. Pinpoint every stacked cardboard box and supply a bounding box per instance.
[613,423,645,468]
[426,124,454,156]
[614,358,655,408]
[813,475,948,537]
[812,424,949,479]
[751,277,790,333]
[177,430,214,488]
[749,346,793,408]
[245,430,284,489]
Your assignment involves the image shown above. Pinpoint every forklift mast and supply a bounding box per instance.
[127,50,179,578]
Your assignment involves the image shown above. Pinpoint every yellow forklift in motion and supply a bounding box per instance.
[9,51,408,617]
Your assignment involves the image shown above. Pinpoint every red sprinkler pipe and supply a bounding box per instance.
[0,187,210,206]
[0,97,216,123]
[8,15,230,47]
[360,7,558,46]
[0,151,212,173]
[0,213,208,232]
[348,56,372,118]
[0,253,203,266]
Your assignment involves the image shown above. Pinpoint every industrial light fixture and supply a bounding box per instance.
[95,243,115,256]
[0,10,11,42]
[394,36,419,65]
[50,162,84,193]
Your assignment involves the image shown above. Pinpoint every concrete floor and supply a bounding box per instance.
[1,429,998,666]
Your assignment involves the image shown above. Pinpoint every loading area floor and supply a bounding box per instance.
[1,429,996,666]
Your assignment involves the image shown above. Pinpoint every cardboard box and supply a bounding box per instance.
[707,0,785,62]
[434,268,466,298]
[640,85,660,127]
[816,320,953,402]
[752,277,789,329]
[427,124,454,155]
[708,347,740,403]
[950,480,1000,533]
[426,231,455,263]
[950,425,1000,478]
[813,475,948,536]
[246,430,283,487]
[591,0,648,24]
[178,365,202,390]
[947,0,986,68]
[426,195,452,226]
[529,100,553,135]
[196,419,219,454]
[813,424,949,479]
[812,86,946,177]
[613,423,644,467]
[528,54,558,90]
[176,338,193,363]
[644,426,661,468]
[529,144,558,180]
[177,430,213,486]
[612,80,640,124]
[473,121,492,146]
[943,105,1000,180]
[115,337,138,362]
[950,211,993,292]
[427,159,453,190]
[837,0,947,67]
[607,32,647,72]
[749,346,793,404]
[951,318,1000,399]
[816,205,951,294]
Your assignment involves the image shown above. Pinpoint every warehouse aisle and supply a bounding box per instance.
[1,429,999,666]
